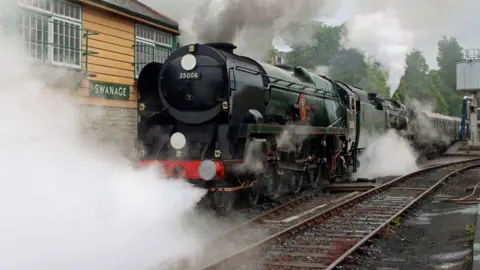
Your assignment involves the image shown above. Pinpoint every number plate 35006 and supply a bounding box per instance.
[178,72,201,79]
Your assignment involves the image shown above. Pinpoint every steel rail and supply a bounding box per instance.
[325,162,480,269]
[201,158,480,270]
[201,188,351,253]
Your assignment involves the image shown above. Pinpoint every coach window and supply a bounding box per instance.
[134,24,174,78]
[18,0,82,69]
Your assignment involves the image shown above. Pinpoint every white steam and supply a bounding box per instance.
[344,8,413,94]
[353,129,419,179]
[144,0,340,60]
[233,138,266,174]
[0,27,213,270]
[406,98,450,145]
[345,0,480,94]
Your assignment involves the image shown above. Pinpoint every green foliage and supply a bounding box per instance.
[466,223,475,240]
[392,80,408,102]
[437,36,464,89]
[283,21,466,116]
[286,22,344,68]
[329,48,368,86]
[426,71,449,114]
[435,36,465,116]
[359,62,390,97]
[391,49,451,114]
[390,217,401,229]
[392,49,431,101]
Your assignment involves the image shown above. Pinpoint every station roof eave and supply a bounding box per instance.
[75,0,180,34]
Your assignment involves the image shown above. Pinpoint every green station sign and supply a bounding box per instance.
[89,80,130,100]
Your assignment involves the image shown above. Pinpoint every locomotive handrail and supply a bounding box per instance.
[268,78,338,99]
[235,65,262,75]
[384,106,407,113]
[231,63,338,99]
[328,116,345,128]
[228,67,237,90]
[265,81,338,100]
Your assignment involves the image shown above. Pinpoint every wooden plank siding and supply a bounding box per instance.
[78,0,180,35]
[79,4,137,108]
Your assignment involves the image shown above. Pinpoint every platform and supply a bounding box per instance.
[445,141,464,155]
[473,204,480,269]
[443,141,480,156]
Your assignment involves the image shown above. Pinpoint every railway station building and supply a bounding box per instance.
[7,0,179,160]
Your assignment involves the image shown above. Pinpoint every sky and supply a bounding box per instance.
[273,0,354,51]
[145,0,480,92]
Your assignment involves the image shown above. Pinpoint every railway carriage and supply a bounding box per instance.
[415,112,461,155]
[136,42,462,213]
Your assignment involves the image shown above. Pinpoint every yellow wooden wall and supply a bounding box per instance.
[78,5,137,108]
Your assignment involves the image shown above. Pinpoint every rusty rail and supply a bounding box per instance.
[201,158,480,270]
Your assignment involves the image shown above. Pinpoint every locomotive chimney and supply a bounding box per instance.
[206,42,237,54]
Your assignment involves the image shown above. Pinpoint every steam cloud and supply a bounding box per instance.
[406,98,451,145]
[353,129,419,179]
[344,0,480,94]
[146,0,340,60]
[344,8,413,95]
[353,97,454,179]
[0,13,242,270]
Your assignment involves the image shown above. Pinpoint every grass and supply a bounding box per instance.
[465,223,475,240]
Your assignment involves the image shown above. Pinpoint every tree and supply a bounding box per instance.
[393,49,430,102]
[392,49,451,114]
[328,48,368,86]
[286,22,344,68]
[436,36,464,116]
[360,62,390,97]
[437,36,464,90]
[426,70,449,114]
[392,79,408,102]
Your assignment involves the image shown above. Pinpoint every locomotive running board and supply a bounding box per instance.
[276,161,305,172]
[246,124,346,136]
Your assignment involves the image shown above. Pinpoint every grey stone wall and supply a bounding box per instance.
[81,105,138,161]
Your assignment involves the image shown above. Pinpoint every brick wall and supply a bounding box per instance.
[82,105,138,161]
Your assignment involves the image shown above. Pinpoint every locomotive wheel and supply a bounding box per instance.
[287,171,305,194]
[210,190,234,216]
[263,164,282,200]
[308,168,323,189]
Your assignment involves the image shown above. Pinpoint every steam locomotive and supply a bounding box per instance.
[136,42,462,213]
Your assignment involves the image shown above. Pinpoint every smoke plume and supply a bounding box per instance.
[145,0,340,60]
[344,0,480,94]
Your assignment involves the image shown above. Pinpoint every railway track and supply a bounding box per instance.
[225,188,336,221]
[199,158,480,270]
[217,153,475,220]
[214,153,478,222]
[202,189,355,253]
